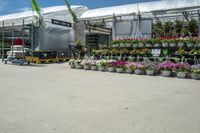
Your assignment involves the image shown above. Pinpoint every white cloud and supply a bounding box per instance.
[0,0,8,10]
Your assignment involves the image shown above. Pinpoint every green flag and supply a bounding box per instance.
[64,0,78,22]
[31,0,43,21]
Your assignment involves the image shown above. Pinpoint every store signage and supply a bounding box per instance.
[152,49,161,56]
[86,24,112,34]
[52,19,72,27]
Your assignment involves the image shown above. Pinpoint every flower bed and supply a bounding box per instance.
[69,59,200,80]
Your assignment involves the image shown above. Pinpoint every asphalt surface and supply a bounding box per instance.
[0,62,200,133]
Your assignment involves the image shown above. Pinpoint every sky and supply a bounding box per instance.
[0,0,157,15]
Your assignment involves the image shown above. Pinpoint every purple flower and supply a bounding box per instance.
[174,62,190,72]
[157,61,175,71]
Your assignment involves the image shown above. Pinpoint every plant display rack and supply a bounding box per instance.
[25,51,70,64]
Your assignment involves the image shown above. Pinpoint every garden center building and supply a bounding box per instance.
[0,0,200,51]
[0,5,88,51]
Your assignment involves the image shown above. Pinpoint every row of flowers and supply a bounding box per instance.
[69,59,200,80]
[91,48,151,56]
[112,38,200,48]
[91,48,200,56]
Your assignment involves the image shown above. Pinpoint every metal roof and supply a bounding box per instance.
[80,0,200,20]
[0,5,88,22]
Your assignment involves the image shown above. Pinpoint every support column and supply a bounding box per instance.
[31,21,34,57]
[137,14,141,38]
[1,21,4,62]
[112,15,116,39]
[11,23,14,57]
[22,19,25,59]
[198,10,200,37]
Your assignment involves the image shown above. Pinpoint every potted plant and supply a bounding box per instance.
[188,19,198,36]
[120,39,126,47]
[81,59,90,70]
[186,38,195,48]
[89,60,98,71]
[157,61,175,77]
[177,39,185,47]
[174,20,183,36]
[145,39,153,47]
[135,62,145,75]
[132,40,139,48]
[125,62,136,74]
[190,64,200,80]
[174,62,190,78]
[126,39,132,47]
[75,59,83,69]
[114,61,126,73]
[106,61,116,72]
[112,40,120,47]
[96,59,107,71]
[162,39,169,47]
[138,39,145,47]
[69,59,76,68]
[153,39,161,47]
[196,39,200,48]
[110,49,119,56]
[144,61,157,76]
[169,39,177,47]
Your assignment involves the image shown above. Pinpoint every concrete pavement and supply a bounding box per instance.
[0,62,199,133]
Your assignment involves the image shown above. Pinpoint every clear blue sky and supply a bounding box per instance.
[0,0,157,15]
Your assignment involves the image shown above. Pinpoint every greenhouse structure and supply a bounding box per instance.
[79,0,200,49]
[0,5,88,51]
[0,0,200,61]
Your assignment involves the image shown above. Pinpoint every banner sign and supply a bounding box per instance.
[52,19,72,27]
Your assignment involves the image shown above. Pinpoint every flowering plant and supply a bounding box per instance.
[173,62,190,72]
[135,62,145,70]
[157,61,175,71]
[120,48,129,55]
[110,49,119,55]
[144,61,157,70]
[69,59,75,66]
[105,60,117,67]
[125,62,137,70]
[88,60,97,66]
[110,61,126,68]
[75,59,82,65]
[81,59,90,66]
[96,59,108,67]
[191,64,200,75]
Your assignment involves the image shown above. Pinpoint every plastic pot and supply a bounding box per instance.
[91,66,98,71]
[108,67,115,72]
[75,64,83,69]
[177,72,187,78]
[178,42,184,47]
[98,66,106,71]
[191,73,200,80]
[70,64,75,69]
[169,43,176,47]
[116,68,124,73]
[162,43,169,47]
[126,69,133,74]
[83,65,90,70]
[135,69,145,75]
[187,43,194,48]
[162,70,171,77]
[146,70,155,76]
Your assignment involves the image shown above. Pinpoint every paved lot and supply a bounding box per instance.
[0,62,199,133]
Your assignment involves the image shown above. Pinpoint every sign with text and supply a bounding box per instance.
[151,49,161,56]
[52,19,72,27]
